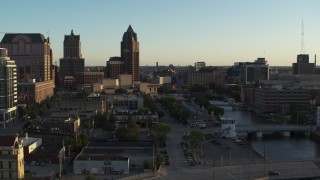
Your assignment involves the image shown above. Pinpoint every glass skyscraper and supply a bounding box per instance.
[0,48,17,128]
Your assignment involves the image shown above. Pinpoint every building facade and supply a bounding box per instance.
[107,94,144,112]
[254,87,309,113]
[194,61,206,71]
[0,49,17,128]
[239,58,269,84]
[121,25,140,82]
[17,79,54,103]
[59,30,85,86]
[105,57,124,79]
[0,135,24,179]
[0,33,55,103]
[292,54,315,74]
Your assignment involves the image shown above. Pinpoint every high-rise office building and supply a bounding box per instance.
[0,33,55,103]
[121,25,140,82]
[59,30,85,86]
[239,58,269,84]
[292,54,315,74]
[195,62,206,71]
[0,48,17,128]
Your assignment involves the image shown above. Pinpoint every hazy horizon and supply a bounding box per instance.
[2,0,320,67]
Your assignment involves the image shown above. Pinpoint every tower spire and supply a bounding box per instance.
[301,20,305,54]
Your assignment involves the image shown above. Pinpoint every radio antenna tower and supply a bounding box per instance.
[301,20,305,54]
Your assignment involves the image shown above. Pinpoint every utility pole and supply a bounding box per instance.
[229,139,231,166]
[212,152,215,180]
[263,141,267,177]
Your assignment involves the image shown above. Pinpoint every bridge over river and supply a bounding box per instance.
[236,124,312,137]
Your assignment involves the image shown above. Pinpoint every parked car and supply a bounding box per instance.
[269,170,280,175]
[211,139,222,145]
[30,161,36,166]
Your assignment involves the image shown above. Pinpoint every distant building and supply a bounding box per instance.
[105,57,124,79]
[73,147,129,174]
[73,141,154,174]
[17,79,55,103]
[187,71,215,86]
[102,79,119,89]
[59,30,85,86]
[57,97,107,119]
[238,58,269,84]
[0,135,24,179]
[0,33,55,103]
[254,86,309,113]
[292,54,315,74]
[195,62,206,71]
[140,83,159,95]
[26,115,80,135]
[119,74,132,89]
[107,94,144,112]
[158,76,172,85]
[0,48,17,128]
[81,72,104,85]
[121,25,140,82]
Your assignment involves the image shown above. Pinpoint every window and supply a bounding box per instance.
[26,66,31,74]
[8,161,11,169]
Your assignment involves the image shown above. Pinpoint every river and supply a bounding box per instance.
[211,100,320,162]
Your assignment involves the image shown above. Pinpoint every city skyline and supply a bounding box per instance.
[2,0,320,66]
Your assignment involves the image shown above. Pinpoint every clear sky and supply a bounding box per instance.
[1,0,320,66]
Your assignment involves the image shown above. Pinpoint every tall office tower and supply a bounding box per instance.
[0,48,17,128]
[0,34,52,82]
[59,30,85,86]
[195,62,206,71]
[239,58,269,85]
[121,25,140,82]
[0,33,55,103]
[292,54,315,74]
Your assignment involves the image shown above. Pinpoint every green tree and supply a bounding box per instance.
[190,84,208,93]
[155,154,165,170]
[85,173,96,180]
[78,132,89,148]
[115,88,127,94]
[26,102,40,119]
[157,110,164,119]
[188,130,204,150]
[213,106,224,119]
[150,123,171,148]
[115,119,140,141]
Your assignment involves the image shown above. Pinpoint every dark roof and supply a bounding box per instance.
[109,56,123,61]
[127,25,135,33]
[0,136,16,146]
[88,141,153,149]
[1,33,46,43]
[123,25,137,41]
[64,30,80,42]
[76,148,128,161]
